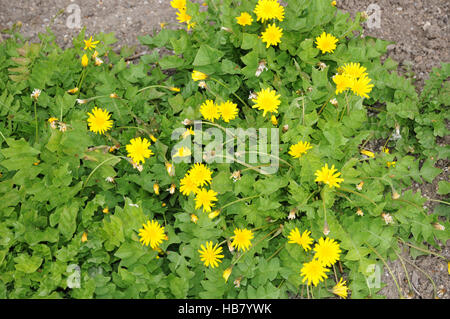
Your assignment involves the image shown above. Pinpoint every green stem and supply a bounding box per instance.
[137,85,175,93]
[82,157,120,191]
[394,250,414,296]
[339,187,378,207]
[365,241,404,299]
[33,100,39,143]
[220,195,259,210]
[210,77,251,109]
[397,238,447,260]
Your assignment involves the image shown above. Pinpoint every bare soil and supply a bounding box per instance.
[0,0,448,299]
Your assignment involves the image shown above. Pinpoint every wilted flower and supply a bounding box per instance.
[255,60,268,77]
[223,267,233,283]
[288,208,297,220]
[356,208,364,216]
[168,183,176,194]
[77,99,88,104]
[58,122,68,132]
[153,183,160,195]
[230,170,241,182]
[105,176,115,183]
[392,191,400,199]
[67,87,79,94]
[318,62,327,71]
[356,181,364,191]
[31,89,41,100]
[432,222,445,231]
[191,214,199,224]
[198,81,208,89]
[381,212,393,224]
[208,210,220,219]
[330,98,338,106]
[81,232,88,243]
[166,163,175,176]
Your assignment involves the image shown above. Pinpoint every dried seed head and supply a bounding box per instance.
[288,208,297,220]
[432,222,445,231]
[230,170,241,182]
[392,191,400,200]
[330,98,338,106]
[282,124,289,133]
[323,222,330,236]
[182,119,193,126]
[356,208,364,216]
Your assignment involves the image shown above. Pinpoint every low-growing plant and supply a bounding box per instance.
[0,0,448,299]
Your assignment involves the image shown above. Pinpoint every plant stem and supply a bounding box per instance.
[220,195,259,210]
[397,238,447,260]
[33,100,39,143]
[210,77,251,109]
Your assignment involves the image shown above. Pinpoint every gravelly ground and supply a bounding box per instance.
[0,0,448,299]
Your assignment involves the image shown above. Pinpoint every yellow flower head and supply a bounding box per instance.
[198,241,224,268]
[236,12,253,26]
[314,164,344,188]
[170,87,181,92]
[271,115,278,125]
[315,32,339,54]
[219,100,239,122]
[194,188,218,213]
[252,87,281,117]
[173,146,192,158]
[332,278,348,298]
[180,174,200,196]
[360,149,375,158]
[87,107,113,134]
[153,183,160,195]
[313,237,342,267]
[138,220,167,249]
[289,141,313,158]
[192,70,208,81]
[126,137,154,164]
[341,62,368,79]
[333,74,354,95]
[223,267,233,282]
[84,36,100,51]
[48,117,58,123]
[67,87,79,94]
[166,162,176,176]
[331,0,337,6]
[254,0,285,23]
[170,0,186,10]
[300,259,329,286]
[351,75,374,99]
[287,228,313,252]
[81,54,89,67]
[81,232,88,243]
[261,23,283,48]
[208,210,220,219]
[191,213,199,224]
[386,161,396,168]
[231,228,254,252]
[200,100,220,122]
[176,9,192,24]
[188,163,213,187]
[182,127,195,139]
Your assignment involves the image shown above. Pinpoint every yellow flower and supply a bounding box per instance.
[223,267,233,282]
[86,107,113,134]
[173,146,192,158]
[236,12,253,26]
[160,22,166,29]
[48,117,58,124]
[138,220,166,249]
[92,50,99,59]
[198,241,224,268]
[271,115,278,125]
[192,70,208,81]
[219,100,239,122]
[168,183,176,194]
[182,127,195,139]
[188,163,213,187]
[176,9,192,24]
[386,161,396,168]
[332,278,348,298]
[153,183,160,195]
[208,210,220,219]
[200,100,220,122]
[170,87,181,92]
[231,228,254,252]
[313,237,342,267]
[300,259,329,286]
[180,174,200,196]
[170,0,186,10]
[194,188,218,213]
[289,141,313,158]
[191,214,199,224]
[83,36,100,51]
[331,0,337,6]
[126,137,154,164]
[81,54,89,67]
[314,164,344,188]
[261,23,283,48]
[333,74,354,95]
[67,87,79,94]
[287,228,313,252]
[315,32,339,54]
[103,207,109,214]
[351,75,374,98]
[81,232,88,243]
[341,62,368,79]
[166,162,176,176]
[252,87,281,117]
[254,0,285,23]
[383,147,390,154]
[361,149,375,158]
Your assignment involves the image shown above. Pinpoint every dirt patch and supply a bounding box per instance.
[0,0,448,299]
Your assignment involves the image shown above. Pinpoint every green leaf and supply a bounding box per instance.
[14,254,43,273]
[193,44,224,66]
[420,159,441,183]
[437,181,450,195]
